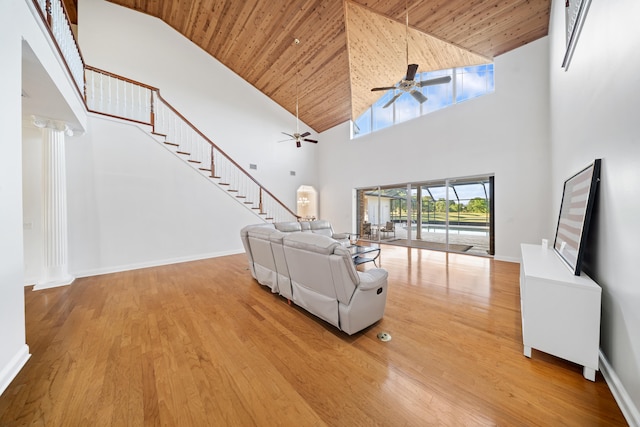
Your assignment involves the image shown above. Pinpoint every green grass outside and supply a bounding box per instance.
[391,212,489,224]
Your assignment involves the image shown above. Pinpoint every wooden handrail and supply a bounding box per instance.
[85,65,159,91]
[153,91,300,220]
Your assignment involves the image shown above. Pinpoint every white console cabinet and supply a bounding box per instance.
[519,243,601,381]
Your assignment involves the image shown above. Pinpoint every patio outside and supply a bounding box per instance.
[357,177,493,256]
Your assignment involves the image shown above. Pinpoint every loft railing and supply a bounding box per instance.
[32,0,299,224]
[33,0,84,96]
[85,66,154,125]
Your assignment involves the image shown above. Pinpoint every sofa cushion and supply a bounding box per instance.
[283,232,339,254]
[274,221,302,233]
[269,231,293,300]
[300,221,311,232]
[309,219,333,237]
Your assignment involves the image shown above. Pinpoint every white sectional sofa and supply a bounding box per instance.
[240,221,388,335]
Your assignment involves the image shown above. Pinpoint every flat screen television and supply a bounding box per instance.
[553,159,601,275]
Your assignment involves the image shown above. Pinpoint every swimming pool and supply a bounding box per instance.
[404,223,489,237]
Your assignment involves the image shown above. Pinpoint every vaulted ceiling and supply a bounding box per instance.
[71,0,551,133]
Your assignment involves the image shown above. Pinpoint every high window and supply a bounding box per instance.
[352,64,495,138]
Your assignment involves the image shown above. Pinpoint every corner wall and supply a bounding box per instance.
[548,0,640,422]
[318,37,552,261]
[3,0,89,395]
[0,0,29,395]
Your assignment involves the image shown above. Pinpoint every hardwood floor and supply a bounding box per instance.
[0,246,627,426]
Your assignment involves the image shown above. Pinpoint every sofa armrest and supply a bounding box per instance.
[356,268,388,290]
[331,232,349,240]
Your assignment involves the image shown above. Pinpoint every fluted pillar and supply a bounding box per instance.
[33,116,75,291]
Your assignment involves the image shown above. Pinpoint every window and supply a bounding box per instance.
[353,64,494,138]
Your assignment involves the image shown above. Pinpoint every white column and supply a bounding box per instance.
[32,116,75,291]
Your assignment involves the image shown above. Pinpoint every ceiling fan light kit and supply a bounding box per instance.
[370,2,452,109]
[279,38,318,148]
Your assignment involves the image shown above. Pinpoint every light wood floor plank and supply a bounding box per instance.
[0,245,627,426]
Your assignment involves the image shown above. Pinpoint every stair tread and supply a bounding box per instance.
[164,142,179,147]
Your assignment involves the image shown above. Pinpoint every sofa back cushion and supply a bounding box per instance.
[283,233,342,326]
[300,221,311,232]
[269,231,293,300]
[274,221,302,233]
[309,220,333,237]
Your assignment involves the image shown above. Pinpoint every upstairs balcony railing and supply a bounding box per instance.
[32,0,299,223]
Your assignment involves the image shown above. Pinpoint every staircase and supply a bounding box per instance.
[31,0,299,225]
[82,67,298,224]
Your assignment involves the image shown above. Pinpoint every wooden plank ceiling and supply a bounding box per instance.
[95,0,550,133]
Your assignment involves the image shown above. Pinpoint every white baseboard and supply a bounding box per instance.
[600,350,640,427]
[71,249,245,279]
[493,254,520,263]
[0,345,31,397]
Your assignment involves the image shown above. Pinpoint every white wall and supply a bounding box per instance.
[23,116,262,278]
[1,0,87,395]
[78,0,318,209]
[549,0,640,421]
[318,37,552,261]
[0,0,29,396]
[22,125,44,283]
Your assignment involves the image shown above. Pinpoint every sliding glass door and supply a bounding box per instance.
[356,175,494,256]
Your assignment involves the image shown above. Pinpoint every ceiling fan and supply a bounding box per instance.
[280,39,318,148]
[370,3,452,108]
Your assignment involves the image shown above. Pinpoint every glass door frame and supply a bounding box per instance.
[355,174,494,256]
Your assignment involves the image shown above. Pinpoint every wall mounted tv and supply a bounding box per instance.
[553,159,601,275]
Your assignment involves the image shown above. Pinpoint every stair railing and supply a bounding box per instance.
[85,67,299,223]
[31,0,300,223]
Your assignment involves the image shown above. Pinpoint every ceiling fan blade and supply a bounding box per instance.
[405,64,419,81]
[371,86,396,92]
[296,140,301,148]
[299,131,311,138]
[282,132,294,137]
[410,90,428,104]
[278,138,293,142]
[303,138,318,143]
[418,75,452,87]
[383,92,403,108]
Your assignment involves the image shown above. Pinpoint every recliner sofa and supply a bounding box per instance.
[240,221,388,335]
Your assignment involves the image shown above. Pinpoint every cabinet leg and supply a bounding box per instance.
[583,366,596,381]
[524,346,531,358]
